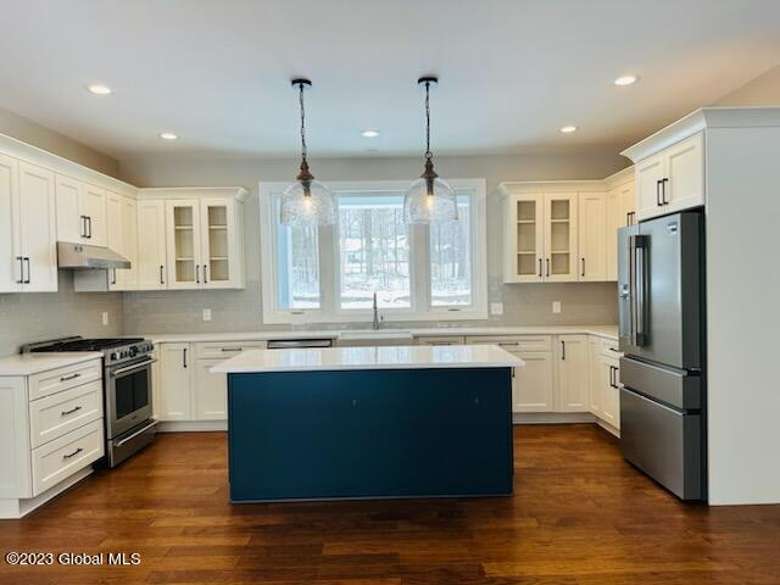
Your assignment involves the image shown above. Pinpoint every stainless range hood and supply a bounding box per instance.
[57,241,131,270]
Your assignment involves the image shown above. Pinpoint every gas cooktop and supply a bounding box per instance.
[22,336,153,366]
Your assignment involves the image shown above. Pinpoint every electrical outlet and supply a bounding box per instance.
[552,301,562,314]
[490,302,504,316]
[101,312,109,326]
[202,308,212,322]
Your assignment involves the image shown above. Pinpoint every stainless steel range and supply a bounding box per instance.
[23,336,158,467]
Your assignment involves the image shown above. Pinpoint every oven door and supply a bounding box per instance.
[106,357,155,439]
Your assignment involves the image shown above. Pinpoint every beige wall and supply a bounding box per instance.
[119,151,625,334]
[716,64,780,106]
[0,105,118,177]
[0,107,123,356]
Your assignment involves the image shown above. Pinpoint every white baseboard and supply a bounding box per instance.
[513,412,596,425]
[157,420,227,433]
[0,466,93,519]
[596,419,621,438]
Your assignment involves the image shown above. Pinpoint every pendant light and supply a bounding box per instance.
[403,76,457,224]
[280,78,335,226]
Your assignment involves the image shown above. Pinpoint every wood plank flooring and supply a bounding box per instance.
[1,424,779,584]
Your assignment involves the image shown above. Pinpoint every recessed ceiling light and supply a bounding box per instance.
[361,129,380,138]
[614,75,638,86]
[87,84,112,95]
[159,132,179,141]
[560,125,578,134]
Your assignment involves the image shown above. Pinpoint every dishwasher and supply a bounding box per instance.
[266,338,334,349]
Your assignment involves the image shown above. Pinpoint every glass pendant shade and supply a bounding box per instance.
[280,177,336,226]
[403,174,458,224]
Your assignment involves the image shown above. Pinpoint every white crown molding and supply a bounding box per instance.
[621,106,780,163]
[497,179,606,196]
[137,186,250,202]
[603,165,634,188]
[0,131,137,198]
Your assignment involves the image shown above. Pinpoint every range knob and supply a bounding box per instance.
[110,352,118,361]
[129,346,138,357]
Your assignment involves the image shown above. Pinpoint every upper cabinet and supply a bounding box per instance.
[138,188,247,291]
[626,131,704,221]
[503,191,579,283]
[605,175,636,281]
[16,162,58,292]
[0,154,21,293]
[578,192,607,282]
[55,175,107,246]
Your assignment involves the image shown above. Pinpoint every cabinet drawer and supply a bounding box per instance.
[467,335,552,352]
[29,359,102,401]
[416,336,465,346]
[31,419,104,496]
[195,341,267,360]
[29,380,103,449]
[600,338,622,358]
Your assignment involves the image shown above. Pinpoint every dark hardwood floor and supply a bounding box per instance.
[1,424,779,584]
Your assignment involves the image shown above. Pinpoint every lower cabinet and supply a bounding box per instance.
[556,335,589,412]
[513,351,554,412]
[155,340,267,423]
[588,341,622,432]
[194,359,227,420]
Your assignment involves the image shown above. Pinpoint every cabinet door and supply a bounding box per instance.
[543,193,578,282]
[557,335,589,412]
[635,154,665,220]
[120,197,138,290]
[165,200,202,289]
[505,194,544,283]
[194,359,227,420]
[588,338,602,416]
[0,154,21,293]
[137,200,167,290]
[158,343,192,421]
[81,184,107,246]
[665,132,704,213]
[18,162,57,292]
[105,192,123,290]
[513,351,554,412]
[55,174,85,243]
[200,199,239,289]
[606,182,635,281]
[578,192,607,281]
[599,356,620,429]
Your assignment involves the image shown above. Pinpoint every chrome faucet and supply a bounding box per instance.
[372,292,383,330]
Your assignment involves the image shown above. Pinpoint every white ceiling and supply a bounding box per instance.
[2,1,780,159]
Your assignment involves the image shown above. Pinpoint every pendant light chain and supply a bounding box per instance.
[424,80,432,161]
[299,82,307,163]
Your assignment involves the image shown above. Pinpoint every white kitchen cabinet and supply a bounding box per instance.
[556,335,589,412]
[578,192,607,281]
[606,180,636,281]
[158,343,192,421]
[599,355,621,429]
[117,196,138,290]
[136,200,167,290]
[194,359,227,420]
[55,176,108,246]
[503,192,578,283]
[165,199,202,289]
[17,162,57,292]
[588,337,603,417]
[0,154,20,293]
[513,351,554,412]
[105,191,123,290]
[635,132,704,221]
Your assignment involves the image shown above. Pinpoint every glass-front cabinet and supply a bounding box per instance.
[504,191,579,283]
[164,197,243,290]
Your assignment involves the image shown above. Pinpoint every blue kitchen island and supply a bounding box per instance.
[211,345,524,503]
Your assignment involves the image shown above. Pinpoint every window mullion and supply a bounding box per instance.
[319,224,337,318]
[411,223,430,314]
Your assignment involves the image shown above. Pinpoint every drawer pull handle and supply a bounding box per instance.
[220,347,243,352]
[61,405,83,416]
[60,373,81,382]
[497,342,518,347]
[62,447,83,460]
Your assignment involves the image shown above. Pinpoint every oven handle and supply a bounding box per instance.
[110,358,156,377]
[114,419,159,448]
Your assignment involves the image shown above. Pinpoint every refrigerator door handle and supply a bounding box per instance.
[633,234,649,347]
[628,235,637,345]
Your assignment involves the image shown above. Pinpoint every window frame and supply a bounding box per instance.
[259,179,488,325]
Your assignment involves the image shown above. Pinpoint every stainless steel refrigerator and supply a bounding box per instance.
[618,210,706,501]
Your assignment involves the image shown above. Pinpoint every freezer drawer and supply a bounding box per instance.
[620,388,703,500]
[620,357,701,410]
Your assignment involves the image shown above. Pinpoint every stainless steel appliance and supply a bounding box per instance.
[618,210,706,501]
[23,336,157,468]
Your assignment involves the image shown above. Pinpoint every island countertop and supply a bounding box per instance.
[211,344,525,374]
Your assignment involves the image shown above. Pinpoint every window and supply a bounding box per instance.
[260,179,487,324]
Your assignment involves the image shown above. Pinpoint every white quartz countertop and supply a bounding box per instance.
[211,344,526,374]
[144,325,618,344]
[0,352,103,376]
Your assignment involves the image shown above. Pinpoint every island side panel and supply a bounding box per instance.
[227,367,513,502]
